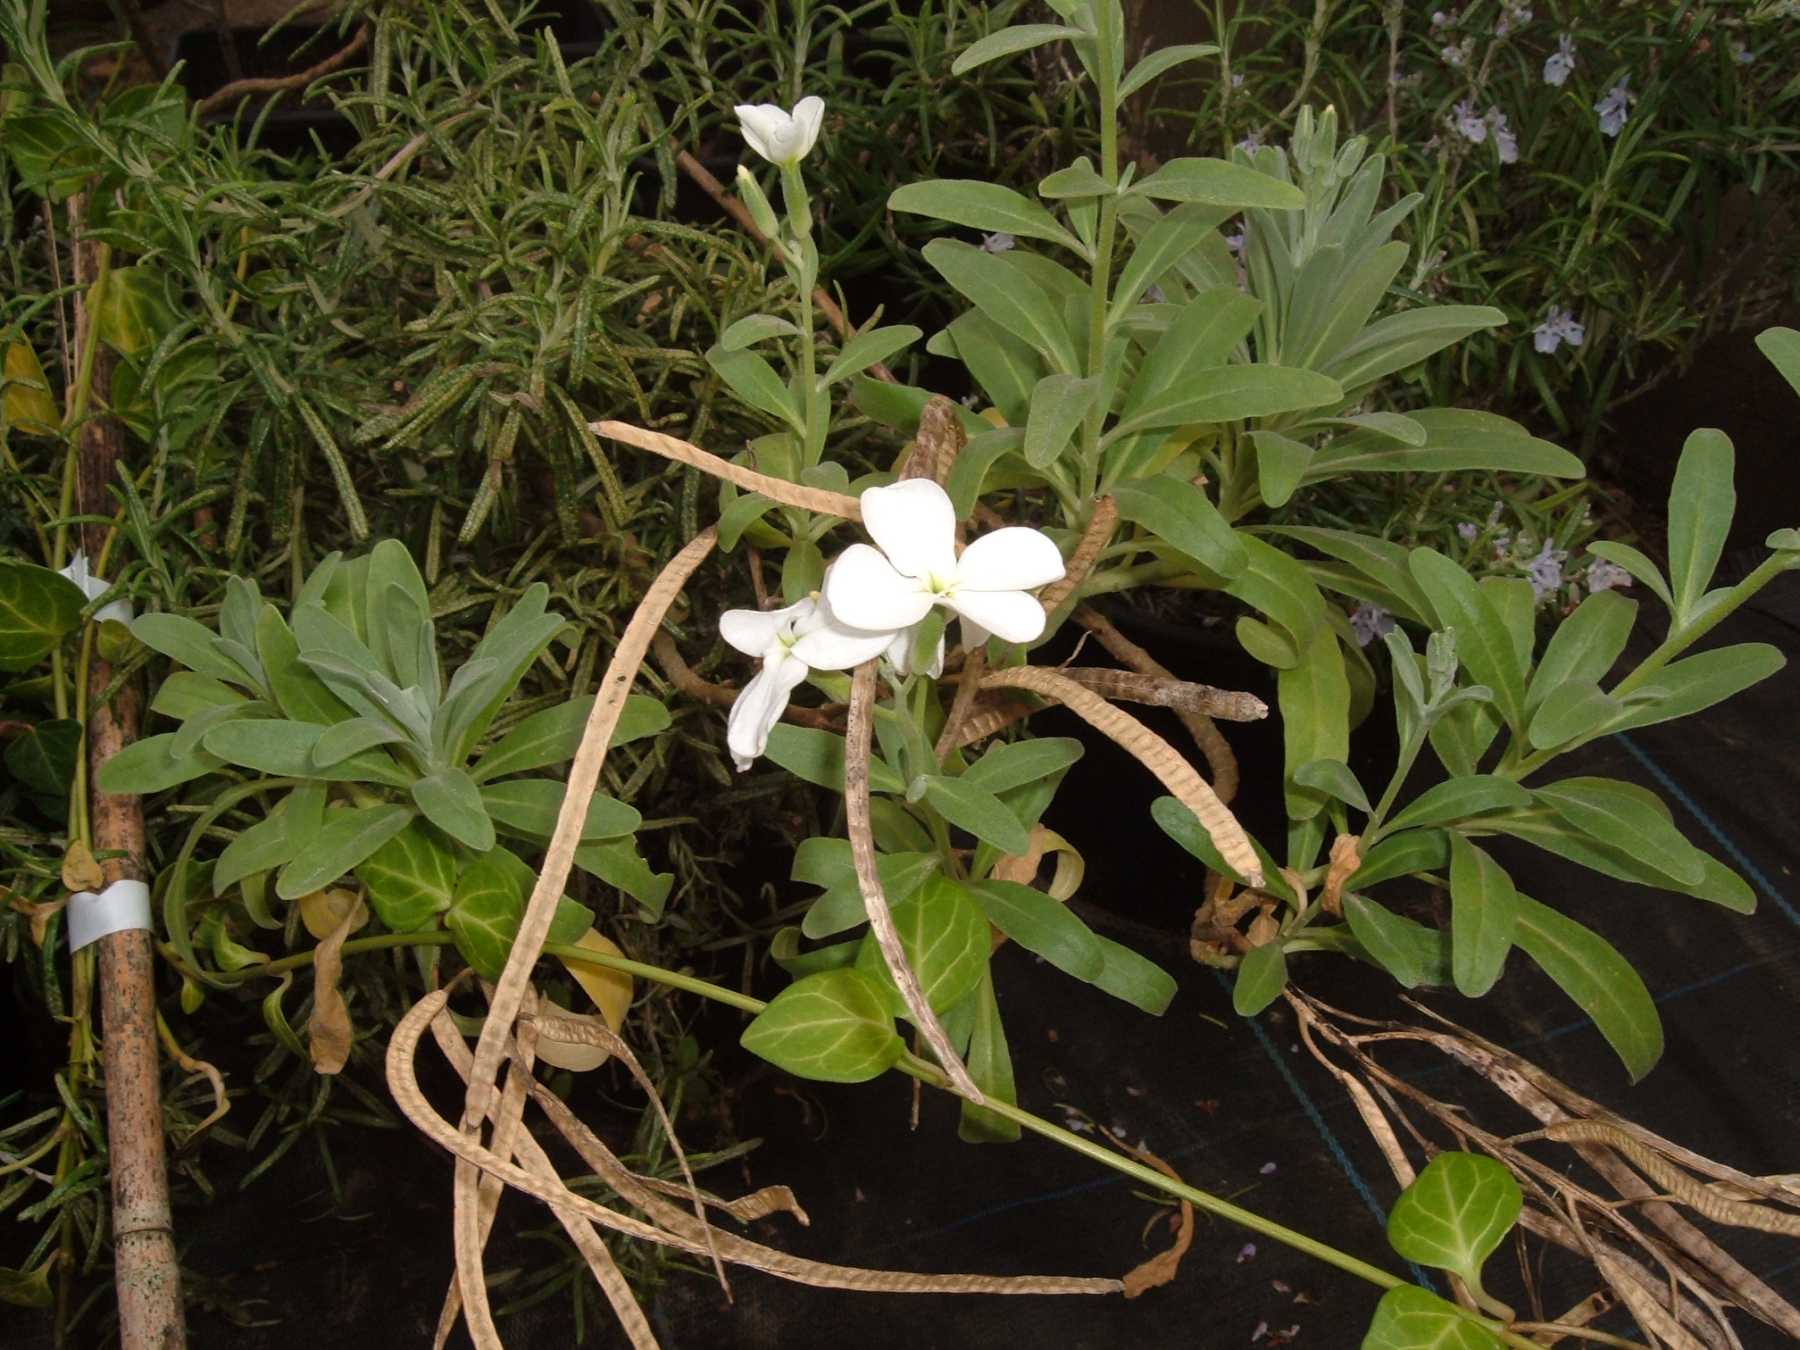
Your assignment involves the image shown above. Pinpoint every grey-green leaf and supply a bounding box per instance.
[970,879,1104,981]
[1533,777,1704,887]
[1022,373,1100,469]
[1667,428,1735,624]
[1383,777,1530,833]
[1112,477,1247,578]
[890,178,1086,254]
[1232,942,1288,1015]
[479,778,641,843]
[276,805,414,900]
[950,25,1083,79]
[411,768,494,852]
[1131,157,1305,210]
[922,775,1031,856]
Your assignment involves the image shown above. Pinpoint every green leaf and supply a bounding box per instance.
[1386,1153,1521,1315]
[1343,896,1449,989]
[1232,942,1288,1015]
[1408,549,1527,731]
[950,25,1083,78]
[721,314,799,350]
[1512,894,1662,1081]
[1363,1286,1503,1350]
[148,672,246,722]
[3,338,60,437]
[1610,644,1785,733]
[854,875,990,1017]
[1112,477,1246,578]
[0,562,86,671]
[1483,807,1753,913]
[958,968,1022,1143]
[1325,307,1508,394]
[763,724,904,795]
[411,767,495,852]
[1447,834,1517,997]
[1526,681,1622,750]
[1667,428,1735,624]
[1524,590,1636,718]
[1308,407,1580,481]
[1250,431,1313,508]
[572,839,675,920]
[214,796,307,897]
[823,324,922,387]
[1150,795,1256,888]
[312,717,409,768]
[1293,758,1371,814]
[970,879,1104,981]
[1118,42,1217,99]
[131,612,246,685]
[1755,326,1800,397]
[94,732,222,794]
[473,694,664,781]
[276,805,413,900]
[947,313,1041,429]
[1279,625,1350,821]
[921,775,1031,855]
[798,846,940,939]
[201,719,406,786]
[1109,365,1342,441]
[1022,373,1100,469]
[1131,157,1305,210]
[1384,777,1530,833]
[1038,158,1113,198]
[3,717,80,800]
[479,778,641,843]
[1089,936,1178,1015]
[704,344,804,433]
[1533,777,1704,887]
[1119,288,1262,417]
[960,737,1085,794]
[445,848,577,981]
[255,606,352,723]
[92,266,170,356]
[740,968,904,1083]
[1350,830,1449,890]
[889,180,1088,253]
[922,239,1079,372]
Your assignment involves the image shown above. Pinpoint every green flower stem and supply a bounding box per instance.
[780,163,823,465]
[1363,727,1426,843]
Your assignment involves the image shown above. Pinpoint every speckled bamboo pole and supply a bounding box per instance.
[72,199,187,1350]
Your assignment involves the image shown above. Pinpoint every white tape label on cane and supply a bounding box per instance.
[67,879,153,953]
[59,550,135,627]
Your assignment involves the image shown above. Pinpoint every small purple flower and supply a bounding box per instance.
[1524,540,1566,600]
[1495,4,1532,37]
[1442,41,1471,69]
[1224,229,1246,255]
[1730,40,1754,66]
[1349,602,1395,648]
[1534,305,1586,354]
[1544,34,1577,86]
[1487,107,1519,164]
[1431,9,1458,30]
[1586,559,1632,592]
[1236,1242,1258,1263]
[1454,100,1488,143]
[1231,72,1246,89]
[1141,284,1167,305]
[1456,521,1480,542]
[980,231,1015,254]
[1595,77,1634,137]
[1238,130,1263,154]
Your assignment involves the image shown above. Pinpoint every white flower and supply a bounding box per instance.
[1524,540,1566,600]
[1454,100,1488,143]
[1585,559,1632,592]
[1487,107,1519,164]
[1431,9,1458,30]
[979,231,1016,254]
[733,95,826,167]
[59,550,134,625]
[1533,305,1586,354]
[719,594,893,770]
[1495,3,1531,37]
[1230,72,1245,89]
[824,479,1065,647]
[1544,34,1577,86]
[1441,42,1469,68]
[1349,602,1394,648]
[1595,77,1633,137]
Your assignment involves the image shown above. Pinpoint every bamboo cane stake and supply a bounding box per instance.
[71,197,187,1349]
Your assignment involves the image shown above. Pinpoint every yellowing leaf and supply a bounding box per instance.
[533,997,611,1072]
[3,342,59,435]
[299,887,368,942]
[559,929,633,1030]
[61,839,104,892]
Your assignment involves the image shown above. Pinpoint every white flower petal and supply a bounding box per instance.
[824,543,936,632]
[960,616,990,651]
[859,479,957,581]
[733,103,788,164]
[725,654,812,771]
[790,617,895,670]
[883,625,944,679]
[720,599,811,656]
[790,95,825,161]
[947,589,1047,645]
[955,526,1065,592]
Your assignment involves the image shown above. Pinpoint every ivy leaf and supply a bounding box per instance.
[853,875,990,1017]
[0,563,88,671]
[1386,1153,1521,1318]
[3,717,80,802]
[446,847,583,981]
[739,968,904,1083]
[1362,1286,1502,1350]
[355,818,459,932]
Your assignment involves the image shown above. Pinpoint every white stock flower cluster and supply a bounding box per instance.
[718,480,1065,770]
